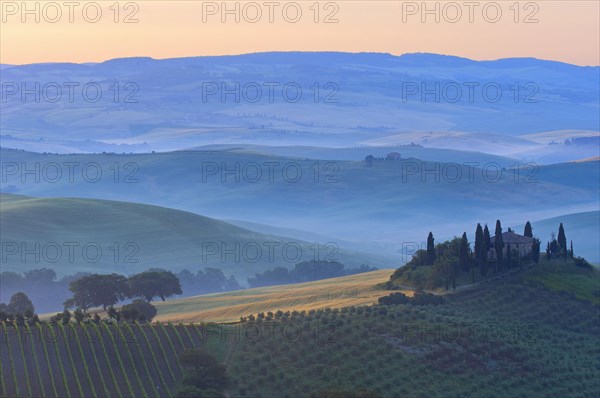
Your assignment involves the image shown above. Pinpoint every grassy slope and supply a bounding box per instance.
[3,261,599,397]
[1,148,598,243]
[222,260,600,397]
[0,194,388,278]
[153,269,398,323]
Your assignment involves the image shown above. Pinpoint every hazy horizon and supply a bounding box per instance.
[3,50,598,67]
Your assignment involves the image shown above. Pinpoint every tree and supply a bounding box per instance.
[474,223,483,267]
[426,232,436,265]
[548,232,559,259]
[532,238,541,263]
[178,349,229,392]
[364,155,375,167]
[570,240,574,258]
[121,300,157,322]
[7,292,34,315]
[73,308,86,323]
[65,274,130,310]
[494,220,504,273]
[557,223,567,259]
[24,268,57,284]
[481,225,491,276]
[459,232,470,273]
[107,306,121,321]
[524,221,533,238]
[431,238,460,290]
[378,293,410,305]
[129,271,182,302]
[61,309,71,324]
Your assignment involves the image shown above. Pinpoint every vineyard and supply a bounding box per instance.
[1,260,599,397]
[0,322,209,398]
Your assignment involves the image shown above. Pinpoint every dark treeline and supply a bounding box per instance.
[0,266,242,313]
[0,268,86,314]
[247,260,378,288]
[1,261,377,314]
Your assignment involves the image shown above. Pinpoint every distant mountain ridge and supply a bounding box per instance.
[2,52,598,157]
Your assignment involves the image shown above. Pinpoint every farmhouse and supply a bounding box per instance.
[490,231,534,257]
[386,152,401,160]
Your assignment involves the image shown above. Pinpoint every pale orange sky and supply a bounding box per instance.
[1,1,599,65]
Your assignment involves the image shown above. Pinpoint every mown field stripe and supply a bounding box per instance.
[70,324,99,398]
[47,325,72,398]
[80,324,111,398]
[89,323,124,398]
[35,323,59,397]
[58,324,85,397]
[114,324,149,398]
[14,324,34,397]
[158,323,184,374]
[136,324,172,398]
[181,323,196,346]
[170,323,187,348]
[148,323,178,384]
[125,323,163,398]
[0,341,7,397]
[3,323,21,398]
[102,323,136,397]
[24,323,47,398]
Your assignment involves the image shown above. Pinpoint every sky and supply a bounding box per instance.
[1,0,599,66]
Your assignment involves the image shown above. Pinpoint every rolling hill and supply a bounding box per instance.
[0,194,390,278]
[3,259,598,397]
[2,52,598,160]
[151,269,398,323]
[1,148,598,250]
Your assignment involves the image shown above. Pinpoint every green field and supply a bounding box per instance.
[0,193,389,278]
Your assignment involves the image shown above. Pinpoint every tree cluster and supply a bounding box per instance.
[176,267,241,295]
[175,349,229,398]
[395,219,563,290]
[0,292,38,323]
[247,260,376,288]
[545,223,573,260]
[378,291,444,306]
[63,269,182,311]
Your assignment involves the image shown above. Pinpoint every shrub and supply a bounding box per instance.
[121,300,158,322]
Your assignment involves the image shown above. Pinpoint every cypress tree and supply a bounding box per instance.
[474,224,483,282]
[557,223,567,259]
[474,224,483,265]
[426,232,435,265]
[460,232,470,273]
[532,238,540,263]
[481,225,491,276]
[494,220,504,273]
[524,221,533,238]
[570,240,574,258]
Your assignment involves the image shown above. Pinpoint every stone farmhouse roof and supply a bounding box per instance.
[491,231,534,245]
